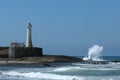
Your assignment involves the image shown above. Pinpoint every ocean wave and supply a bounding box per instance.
[1,71,120,80]
[53,66,82,72]
[53,66,119,72]
[2,71,84,80]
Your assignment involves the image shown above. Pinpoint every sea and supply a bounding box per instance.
[0,56,120,80]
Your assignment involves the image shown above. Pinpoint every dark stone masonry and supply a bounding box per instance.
[9,47,43,58]
[0,47,43,58]
[0,47,9,58]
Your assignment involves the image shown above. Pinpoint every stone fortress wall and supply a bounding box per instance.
[0,47,9,58]
[0,47,43,58]
[9,47,42,58]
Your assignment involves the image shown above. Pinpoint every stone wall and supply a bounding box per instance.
[0,47,43,58]
[0,47,9,58]
[0,47,8,51]
[9,47,43,58]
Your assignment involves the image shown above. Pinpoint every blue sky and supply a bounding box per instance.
[0,0,120,56]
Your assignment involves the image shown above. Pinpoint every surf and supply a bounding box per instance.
[2,71,84,80]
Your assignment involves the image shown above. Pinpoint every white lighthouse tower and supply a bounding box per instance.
[26,22,33,47]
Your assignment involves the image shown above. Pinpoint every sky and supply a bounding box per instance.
[0,0,120,56]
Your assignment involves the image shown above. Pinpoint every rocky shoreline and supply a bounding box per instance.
[0,55,83,66]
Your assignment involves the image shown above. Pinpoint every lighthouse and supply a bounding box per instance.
[26,22,33,47]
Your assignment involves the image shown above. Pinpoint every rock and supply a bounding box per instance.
[16,55,83,63]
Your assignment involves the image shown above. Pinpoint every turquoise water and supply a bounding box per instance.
[0,56,120,80]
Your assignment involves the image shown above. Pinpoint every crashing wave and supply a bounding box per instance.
[83,44,103,61]
[2,71,84,80]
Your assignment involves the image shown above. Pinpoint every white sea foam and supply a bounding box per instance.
[53,65,119,72]
[2,71,84,80]
[1,70,120,80]
[53,66,81,72]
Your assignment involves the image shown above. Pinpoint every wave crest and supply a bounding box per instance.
[2,71,84,80]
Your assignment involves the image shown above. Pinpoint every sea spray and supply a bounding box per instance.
[83,44,103,61]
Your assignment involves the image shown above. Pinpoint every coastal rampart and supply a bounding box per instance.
[0,47,43,58]
[0,47,9,58]
[9,47,43,58]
